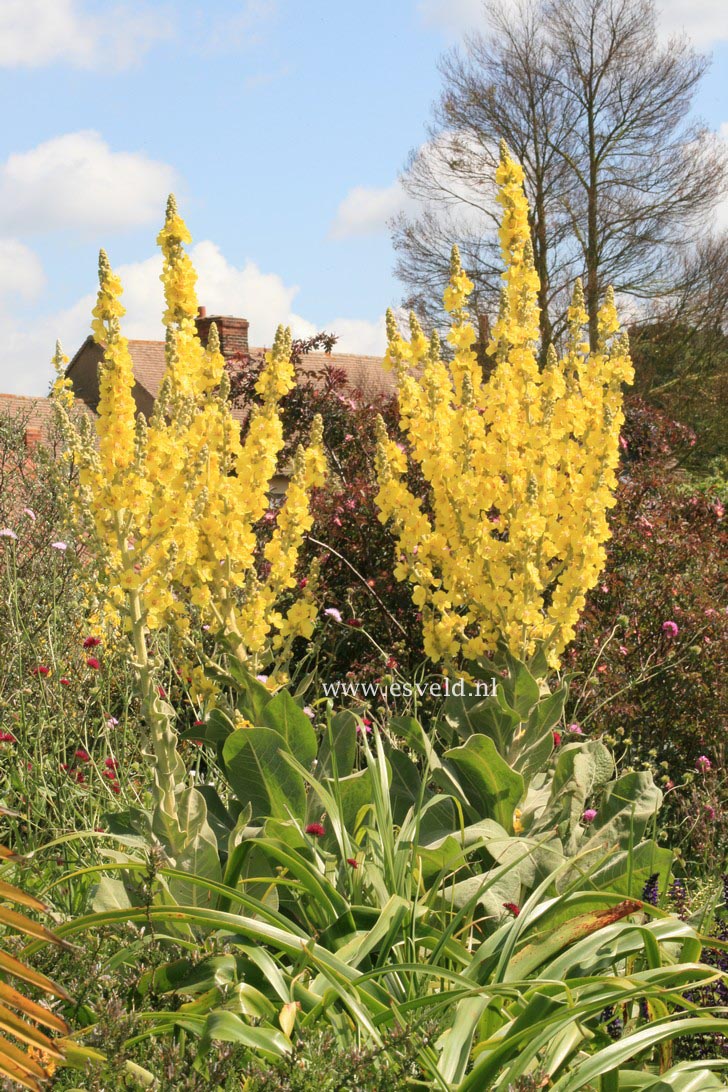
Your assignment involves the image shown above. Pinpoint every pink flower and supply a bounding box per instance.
[305,822,325,838]
[106,716,119,727]
[22,508,36,521]
[568,722,583,735]
[704,805,716,821]
[86,656,100,670]
[662,621,679,638]
[51,541,68,551]
[582,809,598,824]
[357,717,373,735]
[303,706,314,719]
[695,755,712,773]
[324,608,342,623]
[0,528,17,540]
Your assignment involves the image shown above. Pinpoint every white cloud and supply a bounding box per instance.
[657,0,728,46]
[0,0,172,70]
[417,0,486,35]
[0,132,178,235]
[326,317,386,356]
[204,0,279,52]
[0,241,46,300]
[0,241,387,396]
[330,183,412,239]
[418,0,728,46]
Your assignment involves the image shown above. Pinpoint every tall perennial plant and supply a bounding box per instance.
[50,197,325,854]
[375,144,634,669]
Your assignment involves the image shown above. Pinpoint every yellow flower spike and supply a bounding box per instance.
[52,194,324,681]
[375,149,632,671]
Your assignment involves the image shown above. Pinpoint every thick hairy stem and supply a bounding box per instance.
[115,513,184,815]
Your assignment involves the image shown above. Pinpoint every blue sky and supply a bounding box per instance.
[0,0,726,395]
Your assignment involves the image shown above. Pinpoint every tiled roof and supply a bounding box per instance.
[0,393,56,441]
[0,337,394,443]
[122,339,396,402]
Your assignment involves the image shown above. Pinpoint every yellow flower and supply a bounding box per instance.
[51,195,326,673]
[374,144,632,671]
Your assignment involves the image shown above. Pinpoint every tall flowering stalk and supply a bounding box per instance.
[375,145,633,670]
[52,197,325,817]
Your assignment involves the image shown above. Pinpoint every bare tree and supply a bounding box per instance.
[547,0,726,346]
[393,0,727,350]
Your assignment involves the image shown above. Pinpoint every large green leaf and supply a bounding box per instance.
[317,710,357,780]
[222,728,306,822]
[441,693,520,754]
[579,771,662,853]
[151,785,222,904]
[260,690,317,768]
[444,736,524,829]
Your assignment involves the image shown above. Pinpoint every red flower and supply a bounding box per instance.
[305,822,325,838]
[75,770,85,784]
[31,665,50,677]
[83,636,101,648]
[503,902,520,917]
[552,731,561,746]
[346,857,358,868]
[0,731,17,743]
[102,769,117,781]
[157,686,167,698]
[346,618,363,628]
[60,677,71,686]
[75,748,90,762]
[104,757,118,770]
[110,781,121,794]
[86,656,100,670]
[193,719,205,727]
[386,656,398,669]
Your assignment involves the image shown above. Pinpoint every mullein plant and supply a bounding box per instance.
[375,143,633,671]
[51,197,325,876]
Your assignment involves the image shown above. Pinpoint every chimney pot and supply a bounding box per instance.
[197,306,207,318]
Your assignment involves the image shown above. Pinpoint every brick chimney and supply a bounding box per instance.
[195,307,249,357]
[24,426,42,450]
